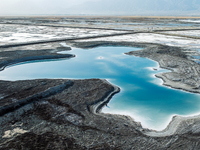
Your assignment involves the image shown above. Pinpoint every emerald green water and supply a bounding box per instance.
[1,46,200,130]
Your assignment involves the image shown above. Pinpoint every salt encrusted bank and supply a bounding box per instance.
[1,16,200,149]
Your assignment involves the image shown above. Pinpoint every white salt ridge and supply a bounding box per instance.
[60,42,70,47]
[146,113,200,136]
[180,20,200,23]
[0,24,124,45]
[2,128,27,138]
[77,33,200,49]
[164,30,200,37]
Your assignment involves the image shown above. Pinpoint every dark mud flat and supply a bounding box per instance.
[0,79,199,150]
[1,16,200,149]
[0,43,73,71]
[0,41,200,150]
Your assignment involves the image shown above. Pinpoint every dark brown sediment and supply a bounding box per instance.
[1,17,200,149]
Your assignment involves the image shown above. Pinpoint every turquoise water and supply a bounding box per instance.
[1,46,200,130]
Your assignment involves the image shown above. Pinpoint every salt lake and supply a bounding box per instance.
[1,46,200,130]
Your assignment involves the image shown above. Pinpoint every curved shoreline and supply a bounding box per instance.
[1,16,200,149]
[1,40,200,149]
[0,54,75,72]
[88,79,120,114]
[67,41,200,133]
[1,41,200,132]
[69,40,200,93]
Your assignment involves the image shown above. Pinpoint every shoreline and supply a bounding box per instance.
[68,40,200,129]
[0,54,75,72]
[85,79,120,114]
[1,51,197,132]
[1,41,200,133]
[141,54,200,95]
[1,17,200,148]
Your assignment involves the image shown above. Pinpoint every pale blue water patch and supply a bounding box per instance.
[1,46,200,130]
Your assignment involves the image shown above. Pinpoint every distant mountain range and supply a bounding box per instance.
[67,0,200,15]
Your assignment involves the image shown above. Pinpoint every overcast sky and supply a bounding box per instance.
[1,0,199,16]
[0,0,96,15]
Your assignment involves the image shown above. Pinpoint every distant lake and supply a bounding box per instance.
[1,46,200,130]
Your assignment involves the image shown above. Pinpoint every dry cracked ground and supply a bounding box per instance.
[1,16,200,149]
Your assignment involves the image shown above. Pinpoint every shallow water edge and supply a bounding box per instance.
[1,42,200,133]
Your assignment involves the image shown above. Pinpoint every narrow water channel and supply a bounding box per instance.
[1,46,200,130]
